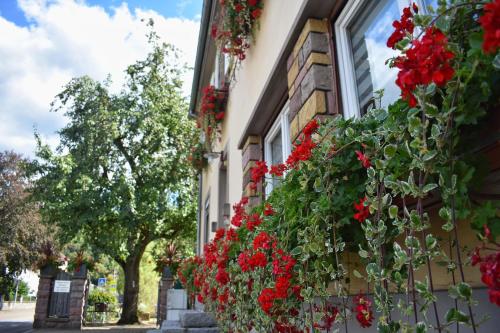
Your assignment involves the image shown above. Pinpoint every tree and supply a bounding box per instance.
[0,151,49,300]
[31,36,197,323]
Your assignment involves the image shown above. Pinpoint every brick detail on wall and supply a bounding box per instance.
[241,135,262,207]
[287,18,339,141]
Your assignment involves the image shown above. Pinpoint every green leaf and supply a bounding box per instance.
[423,183,438,193]
[384,145,397,159]
[353,269,363,279]
[494,53,500,70]
[445,308,470,324]
[290,246,302,256]
[416,322,427,333]
[457,282,472,300]
[425,234,437,250]
[359,249,369,258]
[469,32,483,50]
[388,205,398,219]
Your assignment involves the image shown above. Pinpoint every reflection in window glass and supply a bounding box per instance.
[348,0,405,113]
[270,129,282,189]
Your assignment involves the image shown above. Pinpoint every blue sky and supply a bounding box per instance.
[0,0,201,157]
[0,0,202,25]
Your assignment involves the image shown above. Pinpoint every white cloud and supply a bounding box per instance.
[0,0,200,157]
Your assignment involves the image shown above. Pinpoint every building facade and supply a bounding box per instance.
[189,0,444,254]
[187,0,500,331]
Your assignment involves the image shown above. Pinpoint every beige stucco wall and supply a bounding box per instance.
[199,0,307,251]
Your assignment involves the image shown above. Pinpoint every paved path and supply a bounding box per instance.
[0,306,35,333]
[0,306,155,333]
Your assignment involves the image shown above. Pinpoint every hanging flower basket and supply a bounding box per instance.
[211,0,264,61]
[197,84,228,149]
[188,141,209,172]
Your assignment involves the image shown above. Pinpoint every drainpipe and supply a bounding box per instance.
[196,173,203,255]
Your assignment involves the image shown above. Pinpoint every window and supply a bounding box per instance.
[335,0,434,118]
[264,102,291,196]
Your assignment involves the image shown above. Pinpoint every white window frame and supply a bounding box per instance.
[335,0,428,119]
[264,101,291,197]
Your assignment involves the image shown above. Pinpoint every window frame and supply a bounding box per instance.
[264,101,291,197]
[334,0,428,119]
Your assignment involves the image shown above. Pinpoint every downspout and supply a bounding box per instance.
[196,173,203,255]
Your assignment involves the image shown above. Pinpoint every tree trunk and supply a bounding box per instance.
[117,255,141,324]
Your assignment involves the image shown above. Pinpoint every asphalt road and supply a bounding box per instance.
[0,306,34,333]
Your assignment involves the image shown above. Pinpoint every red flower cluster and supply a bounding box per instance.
[355,150,371,168]
[253,231,272,250]
[264,202,275,216]
[394,26,455,107]
[250,160,268,183]
[200,85,227,121]
[212,0,263,61]
[479,0,500,54]
[258,288,275,314]
[249,251,267,268]
[313,303,339,331]
[286,119,319,169]
[269,163,287,177]
[246,213,263,231]
[231,196,249,227]
[354,197,370,223]
[354,294,374,328]
[249,119,320,195]
[387,4,417,49]
[472,246,500,306]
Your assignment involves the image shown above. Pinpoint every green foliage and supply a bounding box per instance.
[29,31,198,323]
[185,2,500,332]
[88,288,116,306]
[0,151,52,295]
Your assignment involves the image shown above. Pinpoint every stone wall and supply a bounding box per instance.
[241,135,263,207]
[287,18,338,140]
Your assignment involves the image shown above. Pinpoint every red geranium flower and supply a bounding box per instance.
[258,288,275,314]
[253,231,272,250]
[249,251,267,269]
[394,26,455,107]
[355,150,371,168]
[234,3,244,12]
[354,197,370,223]
[354,294,374,328]
[248,0,258,6]
[302,119,319,137]
[387,5,416,49]
[238,251,251,272]
[251,160,268,183]
[246,213,263,231]
[264,202,275,216]
[231,196,249,227]
[269,163,287,177]
[274,276,291,299]
[251,9,262,19]
[479,0,500,54]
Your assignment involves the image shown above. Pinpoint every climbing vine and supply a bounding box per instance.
[183,1,500,332]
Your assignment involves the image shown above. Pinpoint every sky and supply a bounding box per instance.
[0,0,202,157]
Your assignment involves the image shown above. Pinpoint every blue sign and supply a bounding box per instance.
[97,278,106,287]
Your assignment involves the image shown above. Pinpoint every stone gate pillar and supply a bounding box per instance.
[157,267,174,327]
[33,269,54,328]
[33,266,88,329]
[68,275,87,328]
